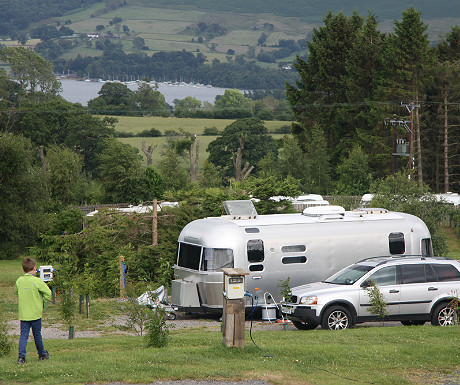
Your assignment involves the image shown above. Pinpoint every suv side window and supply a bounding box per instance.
[425,264,437,283]
[367,266,398,286]
[401,264,427,284]
[431,264,460,282]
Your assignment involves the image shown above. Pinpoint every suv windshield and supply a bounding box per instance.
[325,264,374,285]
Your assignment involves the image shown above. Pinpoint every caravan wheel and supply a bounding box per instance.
[166,312,177,320]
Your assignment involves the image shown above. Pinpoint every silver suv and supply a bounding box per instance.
[281,256,460,330]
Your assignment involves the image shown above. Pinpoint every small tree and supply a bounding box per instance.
[122,298,152,336]
[145,306,170,348]
[0,315,12,357]
[277,277,292,302]
[60,288,77,339]
[366,281,389,326]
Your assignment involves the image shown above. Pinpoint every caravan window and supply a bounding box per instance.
[282,256,307,264]
[389,232,405,254]
[247,239,264,262]
[281,245,306,253]
[201,248,234,272]
[177,243,202,270]
[421,238,433,257]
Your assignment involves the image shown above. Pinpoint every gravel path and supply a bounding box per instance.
[6,312,295,339]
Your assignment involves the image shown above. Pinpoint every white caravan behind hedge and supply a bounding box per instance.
[171,201,433,313]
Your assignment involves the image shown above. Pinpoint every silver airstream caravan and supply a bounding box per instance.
[171,201,432,313]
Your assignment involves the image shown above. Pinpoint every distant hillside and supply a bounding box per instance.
[0,0,102,35]
[145,0,458,22]
[1,0,458,69]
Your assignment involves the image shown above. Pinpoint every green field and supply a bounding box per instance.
[111,116,290,134]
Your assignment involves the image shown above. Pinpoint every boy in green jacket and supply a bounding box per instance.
[15,257,52,364]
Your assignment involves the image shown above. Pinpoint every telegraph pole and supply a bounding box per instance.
[385,115,412,176]
[401,102,420,179]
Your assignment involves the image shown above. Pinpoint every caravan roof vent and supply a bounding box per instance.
[302,205,345,217]
[222,200,258,220]
[355,208,389,215]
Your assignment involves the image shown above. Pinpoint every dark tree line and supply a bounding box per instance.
[53,50,298,90]
[287,8,460,193]
[0,0,102,37]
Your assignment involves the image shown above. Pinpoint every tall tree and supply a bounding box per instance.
[97,139,147,203]
[174,96,202,118]
[0,47,61,99]
[286,11,364,164]
[343,13,388,177]
[135,82,169,117]
[46,145,85,206]
[424,27,460,192]
[0,134,50,259]
[336,144,372,195]
[214,89,253,119]
[207,118,278,181]
[88,82,138,116]
[379,7,433,183]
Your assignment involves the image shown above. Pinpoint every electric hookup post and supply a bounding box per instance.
[222,268,249,348]
[37,265,56,303]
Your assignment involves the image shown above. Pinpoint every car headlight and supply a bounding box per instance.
[299,296,317,305]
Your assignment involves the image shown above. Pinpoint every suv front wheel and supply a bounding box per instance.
[321,306,353,330]
[431,303,455,326]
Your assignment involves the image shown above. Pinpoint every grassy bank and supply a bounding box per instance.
[1,326,460,385]
[2,258,460,385]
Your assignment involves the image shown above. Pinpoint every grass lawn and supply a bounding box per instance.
[3,254,460,384]
[1,321,460,385]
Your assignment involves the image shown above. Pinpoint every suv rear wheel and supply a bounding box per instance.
[431,303,455,326]
[292,320,319,330]
[321,306,352,330]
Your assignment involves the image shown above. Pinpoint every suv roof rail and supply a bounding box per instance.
[356,255,449,264]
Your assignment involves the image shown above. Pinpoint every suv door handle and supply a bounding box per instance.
[428,287,438,291]
[389,289,399,293]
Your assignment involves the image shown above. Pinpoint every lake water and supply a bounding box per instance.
[59,79,230,106]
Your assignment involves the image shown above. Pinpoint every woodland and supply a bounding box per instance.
[0,7,459,294]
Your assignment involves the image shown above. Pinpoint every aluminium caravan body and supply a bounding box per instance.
[171,205,433,313]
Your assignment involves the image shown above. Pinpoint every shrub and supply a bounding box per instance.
[164,130,181,137]
[203,127,220,136]
[271,125,291,134]
[137,128,162,137]
[117,131,135,138]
